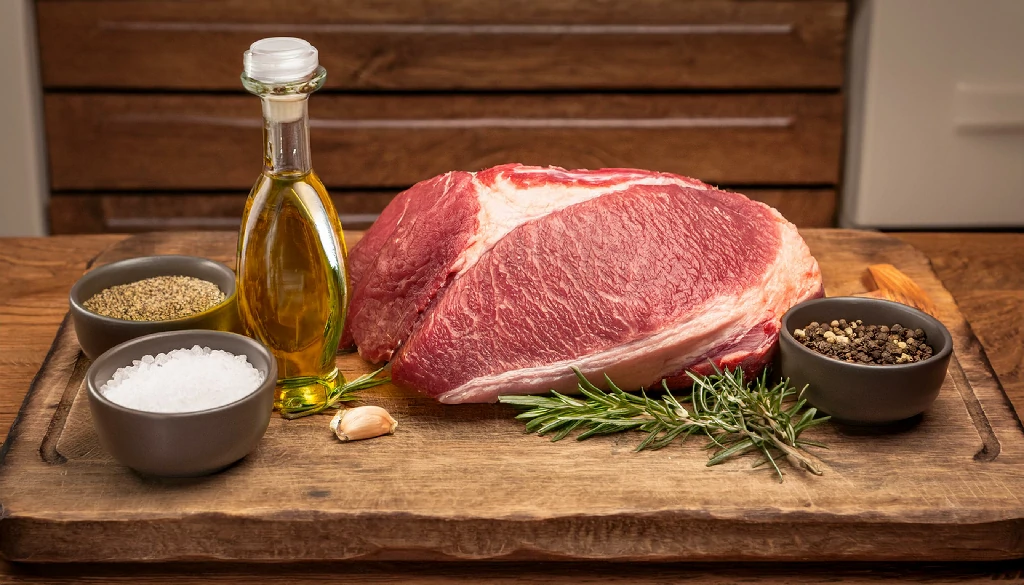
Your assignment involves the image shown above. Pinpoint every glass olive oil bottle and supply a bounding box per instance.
[238,38,348,412]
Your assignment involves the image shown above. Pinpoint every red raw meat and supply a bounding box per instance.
[346,164,822,403]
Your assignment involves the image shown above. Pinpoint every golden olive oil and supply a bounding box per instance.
[237,170,348,410]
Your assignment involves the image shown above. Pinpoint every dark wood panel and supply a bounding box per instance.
[48,189,836,235]
[748,189,836,226]
[45,93,843,190]
[48,192,395,234]
[36,0,846,90]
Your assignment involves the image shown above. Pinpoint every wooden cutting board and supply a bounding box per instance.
[1,230,1022,563]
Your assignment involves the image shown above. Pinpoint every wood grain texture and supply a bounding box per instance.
[44,93,844,190]
[1,230,1022,565]
[894,233,1024,410]
[36,0,846,90]
[0,231,1023,581]
[48,192,400,233]
[0,236,125,446]
[3,559,1024,583]
[47,189,837,235]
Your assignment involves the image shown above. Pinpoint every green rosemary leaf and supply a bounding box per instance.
[567,417,648,427]
[524,415,561,434]
[551,419,586,442]
[797,439,829,449]
[339,367,390,392]
[550,391,587,408]
[707,437,757,466]
[500,365,830,481]
[760,444,785,478]
[572,367,602,393]
[577,422,635,440]
[785,398,809,418]
[646,424,692,451]
[577,384,616,407]
[513,407,552,419]
[499,395,562,408]
[785,420,798,446]
[636,425,667,451]
[798,410,831,431]
[535,416,578,436]
[709,433,748,447]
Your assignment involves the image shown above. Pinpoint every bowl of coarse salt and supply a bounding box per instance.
[86,329,276,477]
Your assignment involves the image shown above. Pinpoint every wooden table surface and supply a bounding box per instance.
[0,232,1022,582]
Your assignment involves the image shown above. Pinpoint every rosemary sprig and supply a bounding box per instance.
[499,366,829,480]
[278,366,390,420]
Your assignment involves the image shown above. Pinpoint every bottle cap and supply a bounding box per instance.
[243,37,319,83]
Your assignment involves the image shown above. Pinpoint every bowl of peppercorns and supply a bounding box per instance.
[778,297,953,424]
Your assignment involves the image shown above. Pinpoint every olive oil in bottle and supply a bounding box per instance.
[237,38,348,412]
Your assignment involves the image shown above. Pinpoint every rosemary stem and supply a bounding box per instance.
[767,433,824,476]
[500,365,830,481]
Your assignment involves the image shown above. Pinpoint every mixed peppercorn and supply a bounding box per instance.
[793,319,935,365]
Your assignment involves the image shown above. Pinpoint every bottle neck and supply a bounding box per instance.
[261,96,312,175]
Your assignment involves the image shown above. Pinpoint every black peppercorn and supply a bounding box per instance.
[793,319,936,365]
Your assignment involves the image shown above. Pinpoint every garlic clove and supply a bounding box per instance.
[331,405,397,442]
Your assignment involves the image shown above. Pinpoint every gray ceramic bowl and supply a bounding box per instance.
[779,297,953,425]
[70,255,239,360]
[86,330,276,477]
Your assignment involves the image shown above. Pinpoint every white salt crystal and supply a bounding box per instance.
[99,346,266,413]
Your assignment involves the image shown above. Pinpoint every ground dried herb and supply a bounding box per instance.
[793,319,935,365]
[83,275,225,321]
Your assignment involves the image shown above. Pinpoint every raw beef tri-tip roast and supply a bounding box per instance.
[344,164,823,404]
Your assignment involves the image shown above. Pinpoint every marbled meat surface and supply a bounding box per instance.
[345,164,822,403]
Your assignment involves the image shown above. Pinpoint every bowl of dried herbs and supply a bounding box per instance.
[70,255,239,359]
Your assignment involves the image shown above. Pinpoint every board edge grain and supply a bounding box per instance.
[896,236,1024,455]
[2,513,1024,563]
[37,342,91,466]
[0,315,73,469]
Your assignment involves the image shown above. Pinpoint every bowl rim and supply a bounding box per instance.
[86,329,277,418]
[70,255,237,327]
[779,296,954,371]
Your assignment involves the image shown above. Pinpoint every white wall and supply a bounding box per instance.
[0,0,48,236]
[843,0,1024,228]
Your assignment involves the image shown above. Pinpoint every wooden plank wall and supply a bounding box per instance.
[36,0,848,233]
